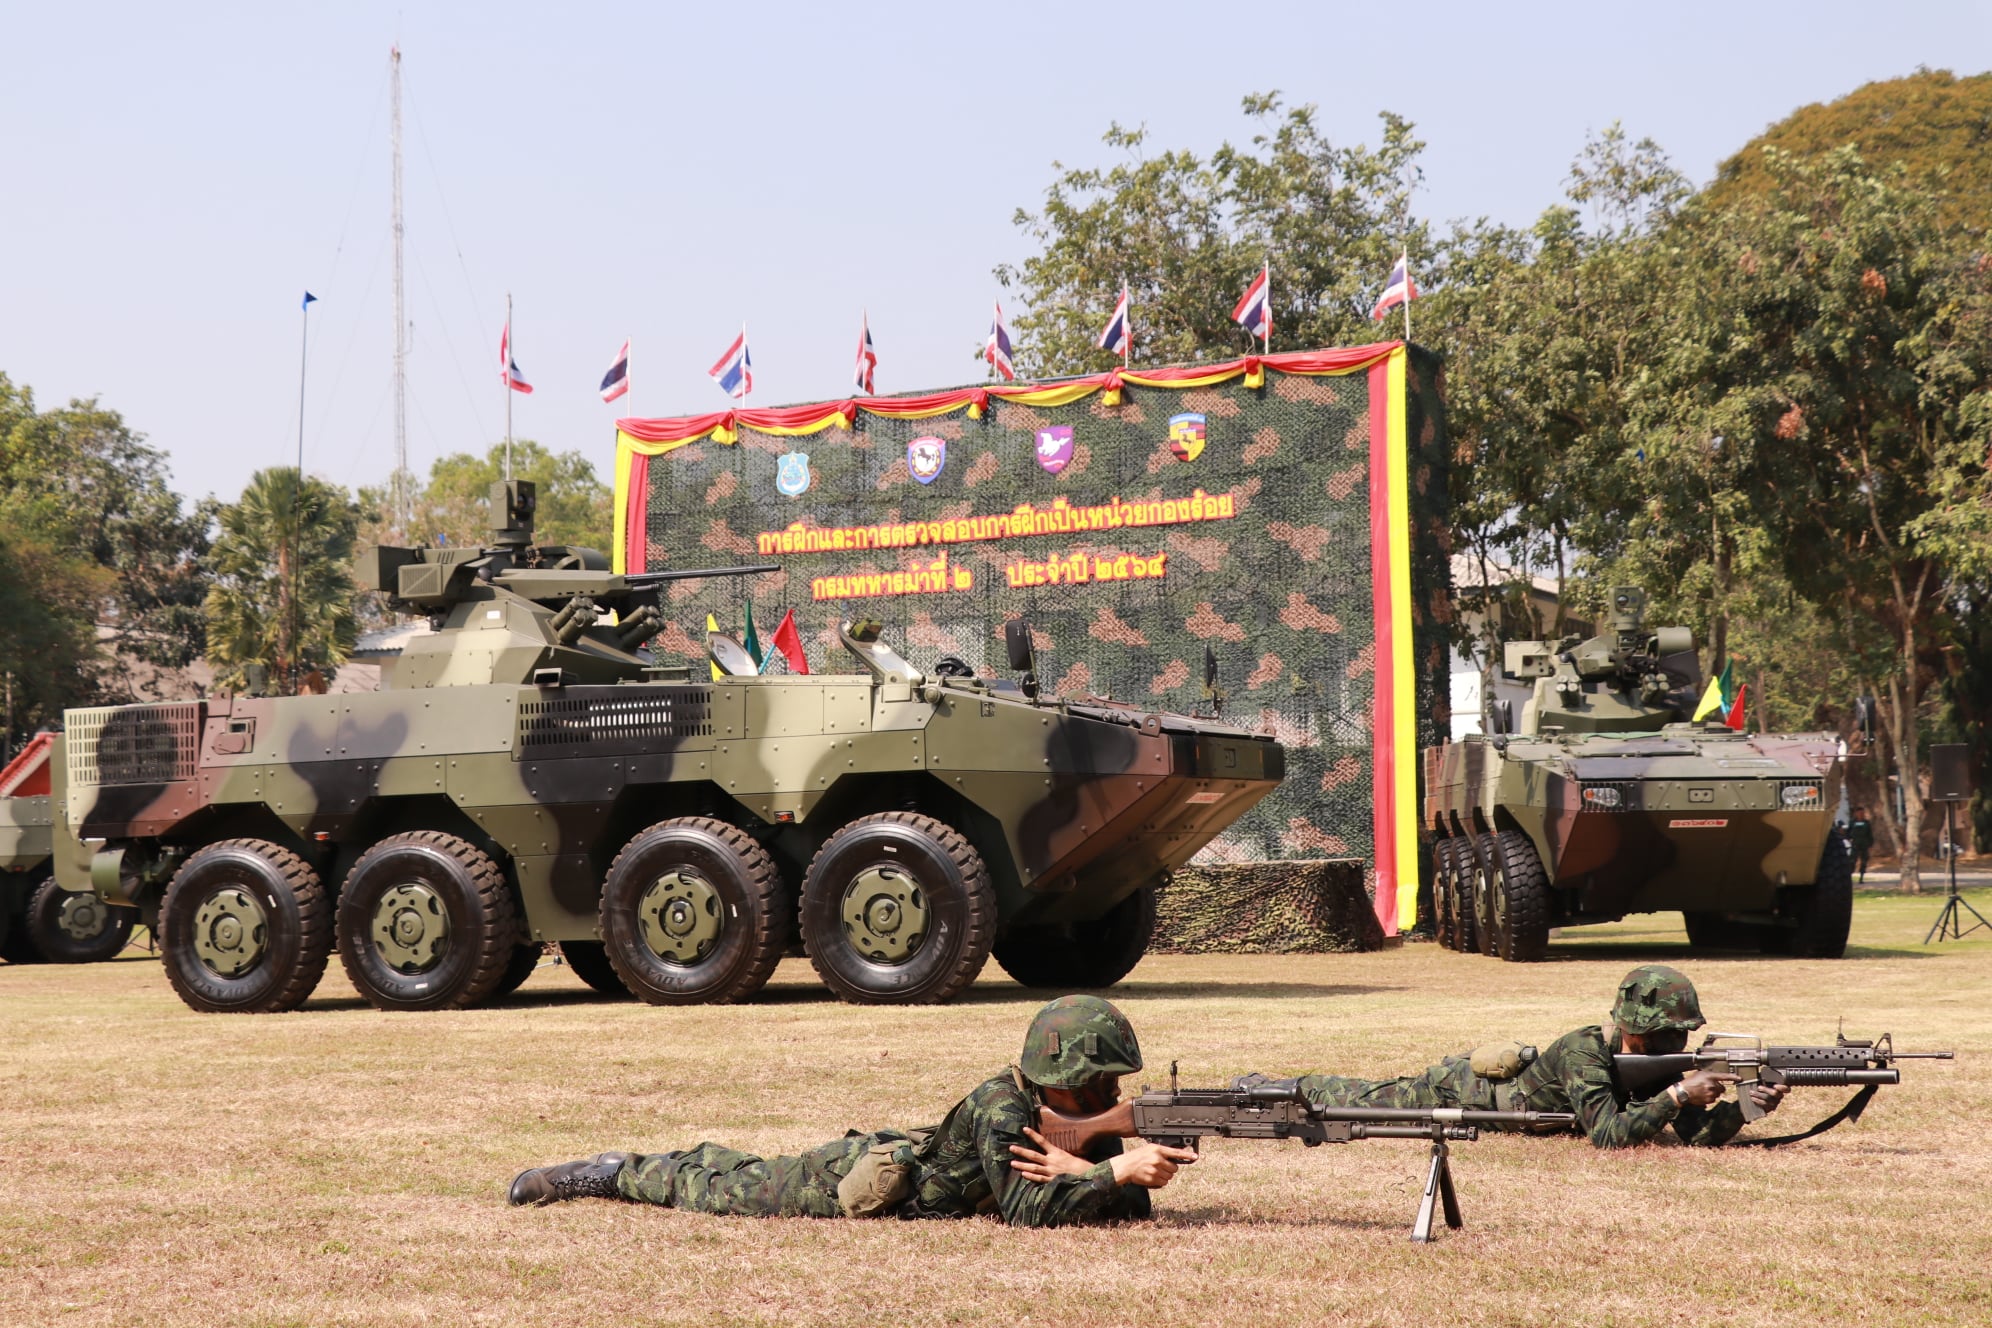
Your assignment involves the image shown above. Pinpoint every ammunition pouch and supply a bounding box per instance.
[837,1132,927,1218]
[1468,1041,1539,1082]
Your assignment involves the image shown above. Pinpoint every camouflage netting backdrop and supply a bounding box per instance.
[1152,859,1384,953]
[636,348,1451,901]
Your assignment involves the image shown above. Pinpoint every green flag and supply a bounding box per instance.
[742,600,764,668]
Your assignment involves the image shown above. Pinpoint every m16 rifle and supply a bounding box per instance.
[1615,1031,1954,1144]
[1037,1064,1576,1242]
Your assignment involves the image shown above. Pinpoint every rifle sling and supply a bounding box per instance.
[1731,1084,1880,1148]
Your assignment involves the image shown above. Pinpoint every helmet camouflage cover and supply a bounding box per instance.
[1611,964,1706,1034]
[1020,995,1143,1088]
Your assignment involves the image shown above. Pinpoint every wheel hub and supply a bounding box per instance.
[54,890,108,942]
[193,886,269,978]
[372,882,450,974]
[639,871,722,964]
[841,866,927,963]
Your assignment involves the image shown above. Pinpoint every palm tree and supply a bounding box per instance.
[205,467,360,694]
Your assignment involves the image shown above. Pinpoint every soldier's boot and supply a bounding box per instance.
[508,1152,633,1207]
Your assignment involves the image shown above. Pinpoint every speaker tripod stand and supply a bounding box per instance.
[1924,799,1989,943]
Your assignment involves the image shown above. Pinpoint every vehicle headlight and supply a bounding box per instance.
[1780,784,1821,807]
[1582,786,1622,809]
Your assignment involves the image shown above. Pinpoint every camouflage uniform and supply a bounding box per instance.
[1268,966,1747,1149]
[518,996,1152,1226]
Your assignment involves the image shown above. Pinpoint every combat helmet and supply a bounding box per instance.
[1611,964,1706,1034]
[1020,995,1143,1088]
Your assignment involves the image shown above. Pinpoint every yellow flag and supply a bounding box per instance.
[706,613,722,681]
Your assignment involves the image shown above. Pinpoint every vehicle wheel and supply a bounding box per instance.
[800,812,995,1005]
[487,942,546,1000]
[2,876,47,963]
[1431,840,1459,951]
[160,840,332,1014]
[1445,839,1481,954]
[336,832,516,1012]
[1488,829,1551,963]
[1781,831,1854,959]
[24,877,136,963]
[599,817,785,1005]
[557,940,633,997]
[1472,834,1501,957]
[1683,912,1759,950]
[992,885,1157,990]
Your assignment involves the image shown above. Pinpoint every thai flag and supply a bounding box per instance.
[500,321,533,394]
[1232,264,1272,341]
[986,300,1015,382]
[853,312,877,395]
[1371,254,1418,320]
[1097,283,1130,357]
[709,326,752,400]
[598,339,630,403]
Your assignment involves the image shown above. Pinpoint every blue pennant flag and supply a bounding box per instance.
[302,291,318,309]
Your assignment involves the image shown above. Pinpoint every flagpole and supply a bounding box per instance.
[1262,264,1270,356]
[505,292,514,480]
[296,295,313,479]
[1402,249,1412,344]
[291,292,315,696]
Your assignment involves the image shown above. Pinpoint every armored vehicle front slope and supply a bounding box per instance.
[54,481,1285,1012]
[1424,588,1846,962]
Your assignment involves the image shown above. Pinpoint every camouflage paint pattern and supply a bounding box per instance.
[1018,994,1143,1087]
[1611,964,1706,1033]
[615,1071,1147,1225]
[1286,1024,1745,1149]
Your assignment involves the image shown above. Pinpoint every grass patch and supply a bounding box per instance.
[2,891,1986,1326]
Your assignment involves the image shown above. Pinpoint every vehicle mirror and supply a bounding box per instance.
[1005,618,1035,673]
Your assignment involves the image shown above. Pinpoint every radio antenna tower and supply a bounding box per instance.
[390,45,410,531]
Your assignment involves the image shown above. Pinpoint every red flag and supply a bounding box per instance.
[767,607,809,675]
[1725,683,1748,731]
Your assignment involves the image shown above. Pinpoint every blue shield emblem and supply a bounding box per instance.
[775,452,812,497]
[908,436,946,484]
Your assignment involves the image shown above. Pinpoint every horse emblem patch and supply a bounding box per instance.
[908,436,946,484]
[775,452,812,497]
[1167,413,1207,463]
[1035,426,1075,476]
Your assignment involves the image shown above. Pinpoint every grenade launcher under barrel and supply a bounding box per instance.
[1615,1031,1953,1126]
[1037,1073,1575,1242]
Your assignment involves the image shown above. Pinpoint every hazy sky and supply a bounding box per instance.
[3,2,1987,504]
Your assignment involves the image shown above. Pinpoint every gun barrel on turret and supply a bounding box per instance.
[622,563,780,585]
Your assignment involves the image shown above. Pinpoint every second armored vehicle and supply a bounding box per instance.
[1424,588,1847,962]
[37,481,1285,1012]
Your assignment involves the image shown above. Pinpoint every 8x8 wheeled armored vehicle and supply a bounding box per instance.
[44,481,1285,1012]
[1425,588,1847,962]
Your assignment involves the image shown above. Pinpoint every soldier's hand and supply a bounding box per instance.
[1108,1143,1199,1189]
[1677,1070,1736,1108]
[1009,1128,1095,1182]
[1747,1081,1790,1115]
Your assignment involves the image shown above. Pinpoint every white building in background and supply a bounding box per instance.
[1446,554,1577,741]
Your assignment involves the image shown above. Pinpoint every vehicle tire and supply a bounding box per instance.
[160,840,332,1014]
[800,812,995,1005]
[336,832,516,1012]
[1472,834,1501,957]
[557,940,633,998]
[598,817,785,1005]
[1488,829,1552,963]
[2,875,47,963]
[992,885,1157,990]
[487,942,546,1000]
[1431,840,1460,951]
[1781,832,1854,959]
[1683,911,1759,950]
[23,877,136,964]
[1445,838,1481,954]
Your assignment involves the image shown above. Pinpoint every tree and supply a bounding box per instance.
[363,440,612,553]
[997,96,1430,377]
[205,468,360,694]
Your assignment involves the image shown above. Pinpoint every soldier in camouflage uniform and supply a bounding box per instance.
[1239,966,1789,1148]
[508,995,1196,1224]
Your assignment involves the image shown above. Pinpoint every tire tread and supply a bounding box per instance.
[162,838,330,1014]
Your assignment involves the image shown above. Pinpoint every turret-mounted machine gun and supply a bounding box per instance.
[359,479,775,688]
[1497,586,1702,736]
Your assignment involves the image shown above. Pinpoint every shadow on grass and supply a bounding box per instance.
[1540,940,1939,962]
[319,979,1407,1012]
[1157,1205,1414,1232]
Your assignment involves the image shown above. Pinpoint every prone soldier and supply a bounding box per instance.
[508,995,1196,1224]
[1237,965,1788,1148]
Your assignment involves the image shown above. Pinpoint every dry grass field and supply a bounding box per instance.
[4,888,1988,1328]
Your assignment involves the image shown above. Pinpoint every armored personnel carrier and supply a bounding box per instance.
[0,733,135,965]
[38,481,1284,1012]
[1424,587,1847,962]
